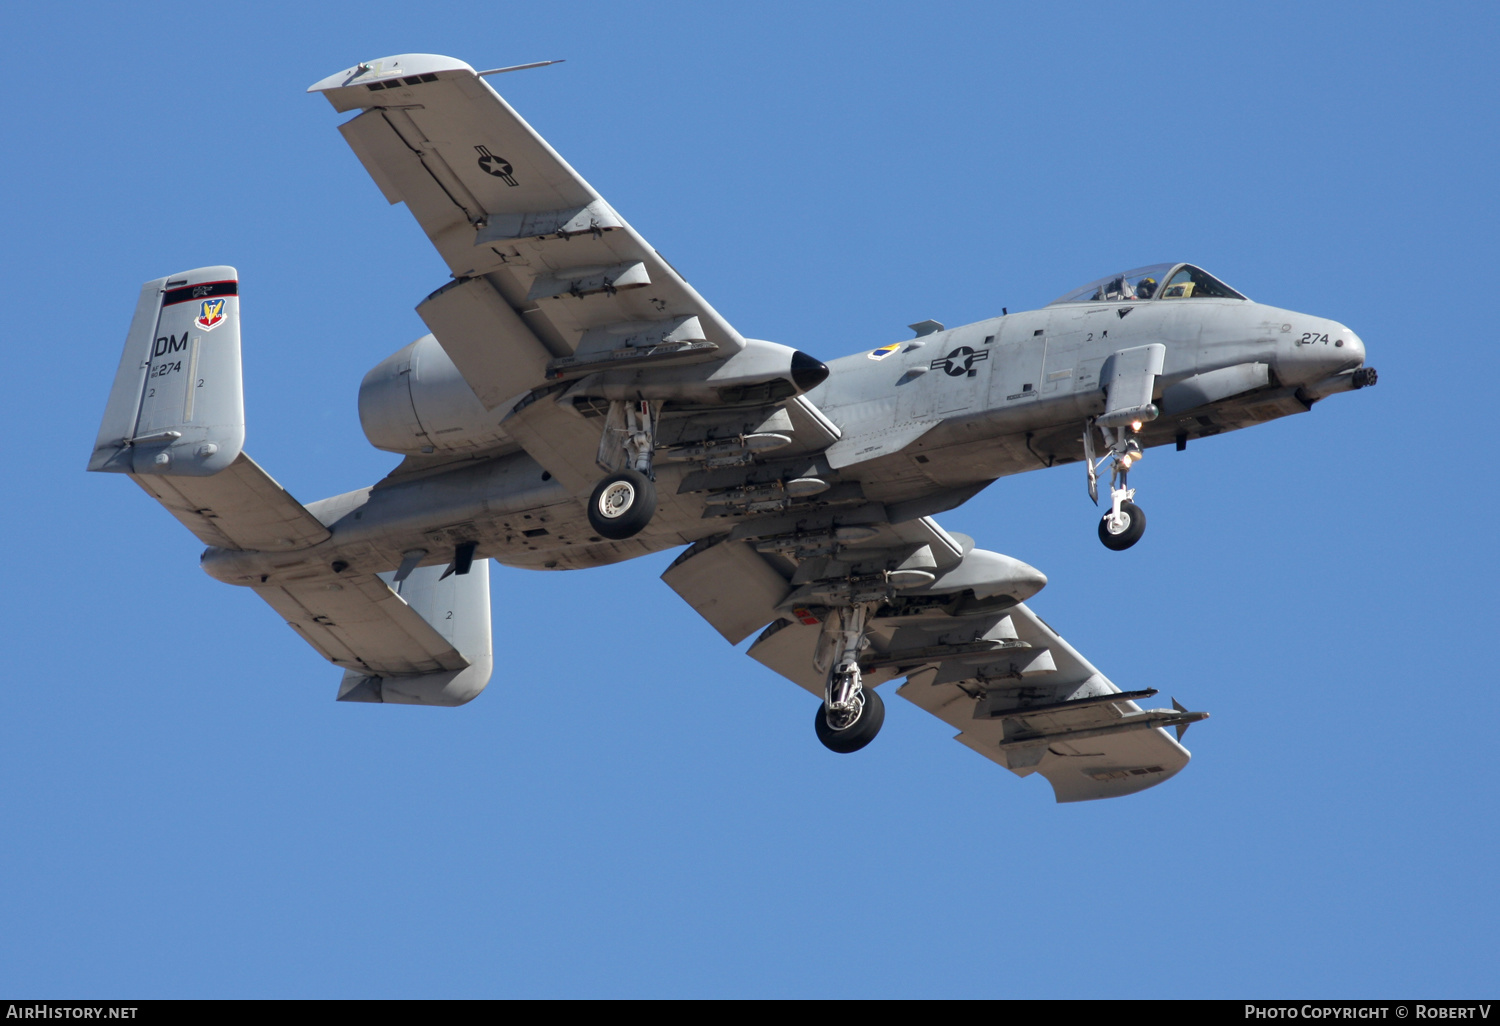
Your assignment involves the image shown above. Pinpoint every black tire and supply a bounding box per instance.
[1098,500,1146,550]
[814,687,886,754]
[587,469,657,540]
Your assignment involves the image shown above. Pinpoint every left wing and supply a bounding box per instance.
[309,55,746,409]
[663,514,1207,802]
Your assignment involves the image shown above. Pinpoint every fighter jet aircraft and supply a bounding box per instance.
[87,54,1376,802]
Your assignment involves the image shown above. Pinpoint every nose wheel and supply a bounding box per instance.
[1084,418,1149,551]
[1098,500,1146,550]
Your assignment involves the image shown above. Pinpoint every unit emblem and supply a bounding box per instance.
[194,298,227,331]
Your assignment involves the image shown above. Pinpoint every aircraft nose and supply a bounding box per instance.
[1280,319,1366,384]
[1341,329,1366,367]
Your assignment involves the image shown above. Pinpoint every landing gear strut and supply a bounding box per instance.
[1084,418,1148,551]
[589,401,659,540]
[812,604,884,753]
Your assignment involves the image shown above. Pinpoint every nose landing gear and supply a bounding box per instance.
[1085,418,1148,551]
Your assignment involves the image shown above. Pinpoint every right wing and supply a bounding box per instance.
[663,514,1207,802]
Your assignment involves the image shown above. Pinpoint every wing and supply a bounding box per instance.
[311,55,834,501]
[663,513,1207,802]
[309,55,747,407]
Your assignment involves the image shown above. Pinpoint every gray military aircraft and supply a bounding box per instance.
[88,54,1376,802]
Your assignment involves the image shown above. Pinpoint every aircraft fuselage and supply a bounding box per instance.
[201,292,1366,589]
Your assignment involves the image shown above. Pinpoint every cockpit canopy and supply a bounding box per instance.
[1049,263,1247,305]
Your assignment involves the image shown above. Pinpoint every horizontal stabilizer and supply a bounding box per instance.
[90,267,244,477]
[255,560,493,707]
[132,452,331,551]
[335,561,494,706]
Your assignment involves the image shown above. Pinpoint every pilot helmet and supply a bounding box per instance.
[1137,277,1157,298]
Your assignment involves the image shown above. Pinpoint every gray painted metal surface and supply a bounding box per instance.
[88,54,1377,802]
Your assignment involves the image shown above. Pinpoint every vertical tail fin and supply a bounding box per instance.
[89,266,244,476]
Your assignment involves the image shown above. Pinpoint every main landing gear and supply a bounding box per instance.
[588,469,656,540]
[815,686,885,753]
[1084,417,1148,551]
[588,400,659,540]
[812,604,885,753]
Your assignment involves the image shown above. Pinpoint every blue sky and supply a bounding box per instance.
[3,0,1496,998]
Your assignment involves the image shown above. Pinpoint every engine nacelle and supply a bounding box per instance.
[359,334,513,455]
[918,549,1048,604]
[566,339,828,404]
[362,335,830,455]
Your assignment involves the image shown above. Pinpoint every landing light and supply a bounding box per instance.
[1130,420,1143,432]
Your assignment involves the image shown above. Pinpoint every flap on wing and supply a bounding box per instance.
[131,453,331,551]
[499,388,603,494]
[661,536,792,645]
[416,276,556,410]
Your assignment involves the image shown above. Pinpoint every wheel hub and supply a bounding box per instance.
[825,688,865,731]
[598,481,635,518]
